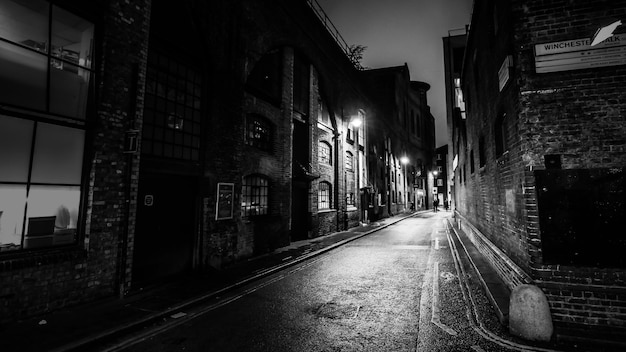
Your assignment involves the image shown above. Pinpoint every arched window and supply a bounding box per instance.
[319,141,332,165]
[242,174,269,217]
[245,114,272,152]
[495,112,508,157]
[345,151,354,170]
[318,181,332,209]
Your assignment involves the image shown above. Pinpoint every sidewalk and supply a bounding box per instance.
[0,211,422,352]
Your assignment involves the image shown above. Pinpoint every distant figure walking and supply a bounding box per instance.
[444,200,449,212]
[433,198,439,212]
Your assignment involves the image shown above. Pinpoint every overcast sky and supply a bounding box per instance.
[316,0,473,148]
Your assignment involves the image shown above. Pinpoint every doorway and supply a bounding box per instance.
[132,173,196,285]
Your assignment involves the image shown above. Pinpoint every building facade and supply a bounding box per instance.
[0,0,435,323]
[361,66,436,218]
[450,0,626,344]
[435,145,449,206]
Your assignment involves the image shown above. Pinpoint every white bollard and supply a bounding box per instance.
[509,284,553,342]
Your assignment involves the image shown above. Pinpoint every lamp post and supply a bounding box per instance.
[400,156,409,210]
[346,114,363,226]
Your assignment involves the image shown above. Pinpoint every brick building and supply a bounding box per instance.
[450,0,626,344]
[361,67,436,217]
[435,145,449,206]
[0,0,435,323]
[443,29,468,212]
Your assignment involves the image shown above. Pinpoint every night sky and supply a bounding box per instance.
[316,0,473,148]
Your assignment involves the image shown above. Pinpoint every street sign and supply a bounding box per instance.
[534,34,626,73]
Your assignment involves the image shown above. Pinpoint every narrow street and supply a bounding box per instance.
[100,212,520,352]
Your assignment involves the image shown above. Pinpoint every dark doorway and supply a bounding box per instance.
[133,173,196,285]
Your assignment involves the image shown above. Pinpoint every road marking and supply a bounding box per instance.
[431,261,458,336]
[471,346,486,352]
[435,237,439,250]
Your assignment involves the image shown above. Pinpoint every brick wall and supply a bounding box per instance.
[457,0,626,342]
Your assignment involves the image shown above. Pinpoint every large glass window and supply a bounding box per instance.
[318,181,331,210]
[246,114,272,152]
[0,116,85,252]
[143,52,202,160]
[0,2,90,253]
[242,175,269,217]
[319,141,331,165]
[0,0,94,118]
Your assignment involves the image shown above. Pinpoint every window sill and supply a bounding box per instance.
[317,208,336,214]
[346,206,357,211]
[0,245,86,272]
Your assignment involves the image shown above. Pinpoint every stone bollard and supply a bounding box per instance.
[509,284,553,342]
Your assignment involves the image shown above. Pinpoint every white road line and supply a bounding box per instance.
[432,261,458,336]
[435,237,439,250]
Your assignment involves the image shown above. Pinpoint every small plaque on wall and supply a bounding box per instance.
[215,183,234,220]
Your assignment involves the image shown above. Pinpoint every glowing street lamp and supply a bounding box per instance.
[350,116,362,127]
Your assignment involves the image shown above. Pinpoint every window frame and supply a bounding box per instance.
[241,174,270,218]
[318,181,332,210]
[318,141,332,165]
[245,114,273,153]
[0,2,94,253]
[345,151,354,171]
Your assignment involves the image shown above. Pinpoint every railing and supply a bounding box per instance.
[306,0,364,70]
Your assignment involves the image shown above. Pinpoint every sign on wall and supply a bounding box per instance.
[534,34,626,73]
[498,55,513,91]
[215,183,234,220]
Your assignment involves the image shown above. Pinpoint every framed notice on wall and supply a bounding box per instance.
[215,183,234,220]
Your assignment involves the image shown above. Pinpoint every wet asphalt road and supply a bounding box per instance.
[116,212,523,352]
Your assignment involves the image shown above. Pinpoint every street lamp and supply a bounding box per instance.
[400,156,409,210]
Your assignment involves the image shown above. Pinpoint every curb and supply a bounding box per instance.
[445,218,562,352]
[55,211,422,351]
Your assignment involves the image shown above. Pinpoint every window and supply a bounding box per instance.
[293,52,310,118]
[437,179,443,186]
[346,192,355,206]
[479,136,486,167]
[437,166,443,173]
[246,49,281,104]
[318,98,330,125]
[495,113,508,157]
[470,150,475,174]
[0,1,94,118]
[318,141,332,165]
[242,175,269,217]
[346,151,354,170]
[245,114,272,152]
[318,181,331,209]
[143,52,202,160]
[437,154,442,160]
[0,2,93,252]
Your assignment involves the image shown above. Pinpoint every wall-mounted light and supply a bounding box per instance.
[400,156,409,165]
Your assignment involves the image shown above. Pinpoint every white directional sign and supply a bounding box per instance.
[534,34,626,73]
